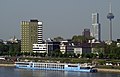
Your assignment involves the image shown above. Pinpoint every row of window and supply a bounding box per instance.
[33,48,47,49]
[34,66,64,69]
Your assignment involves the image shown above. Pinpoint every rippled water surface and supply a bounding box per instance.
[0,67,120,77]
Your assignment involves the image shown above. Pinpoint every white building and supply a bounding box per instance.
[74,44,91,55]
[38,22,43,44]
[33,44,47,53]
[74,48,82,55]
[60,41,74,54]
[33,38,60,54]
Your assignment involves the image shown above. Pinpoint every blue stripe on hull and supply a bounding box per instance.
[16,67,92,72]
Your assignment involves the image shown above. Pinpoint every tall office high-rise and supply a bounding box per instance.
[21,19,43,52]
[92,13,101,41]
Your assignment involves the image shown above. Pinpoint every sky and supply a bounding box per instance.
[0,0,120,41]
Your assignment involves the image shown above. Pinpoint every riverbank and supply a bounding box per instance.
[97,68,120,73]
[0,64,15,67]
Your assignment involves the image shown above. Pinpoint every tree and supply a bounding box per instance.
[53,36,64,42]
[76,54,80,58]
[53,49,62,57]
[108,53,116,59]
[98,53,104,59]
[0,44,9,55]
[104,42,120,59]
[63,52,68,58]
[72,35,88,43]
[72,35,94,43]
[72,35,84,43]
[81,53,85,58]
[23,52,30,56]
[84,53,93,58]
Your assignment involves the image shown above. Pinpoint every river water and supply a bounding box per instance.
[0,67,120,77]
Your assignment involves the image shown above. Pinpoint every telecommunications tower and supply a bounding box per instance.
[107,3,114,42]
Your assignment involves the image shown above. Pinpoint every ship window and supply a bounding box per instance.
[68,65,78,67]
[16,63,29,65]
[80,67,90,69]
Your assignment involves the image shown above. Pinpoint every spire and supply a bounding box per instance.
[109,2,112,13]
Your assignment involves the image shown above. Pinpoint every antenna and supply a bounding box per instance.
[109,2,112,13]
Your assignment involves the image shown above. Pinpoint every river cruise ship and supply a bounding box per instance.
[15,62,97,72]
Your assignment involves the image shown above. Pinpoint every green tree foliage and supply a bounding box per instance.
[72,35,85,43]
[98,53,104,59]
[104,42,120,59]
[0,44,9,55]
[0,44,9,52]
[49,49,62,57]
[72,35,94,43]
[8,43,21,56]
[0,43,21,56]
[53,36,64,42]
